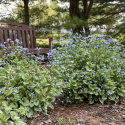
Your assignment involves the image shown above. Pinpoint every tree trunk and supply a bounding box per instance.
[70,0,83,34]
[84,19,90,36]
[69,0,93,35]
[23,0,29,25]
[82,0,93,36]
[70,0,80,18]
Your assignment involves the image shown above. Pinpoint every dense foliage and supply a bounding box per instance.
[0,41,61,124]
[50,33,125,104]
[0,33,125,124]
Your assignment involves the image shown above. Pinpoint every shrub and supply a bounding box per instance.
[0,41,61,124]
[115,33,125,45]
[50,33,125,104]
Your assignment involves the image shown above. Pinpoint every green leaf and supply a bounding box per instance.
[9,103,18,108]
[20,97,30,107]
[85,66,92,71]
[10,111,18,120]
[15,106,26,116]
[35,88,41,94]
[109,95,116,101]
[89,99,94,104]
[34,100,39,106]
[22,74,26,80]
[23,82,29,85]
[40,97,46,102]
[4,121,14,125]
[18,86,24,90]
[10,111,17,117]
[94,91,99,96]
[88,91,94,94]
[42,88,48,94]
[118,91,125,97]
[83,80,88,85]
[15,119,27,125]
[75,96,80,100]
[99,98,104,104]
[0,113,7,122]
[48,103,54,109]
[26,109,33,118]
[30,101,34,107]
[102,96,107,101]
[0,110,3,114]
[34,106,42,112]
[43,105,47,114]
[4,106,12,112]
[30,83,37,88]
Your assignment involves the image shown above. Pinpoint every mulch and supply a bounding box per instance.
[26,97,125,125]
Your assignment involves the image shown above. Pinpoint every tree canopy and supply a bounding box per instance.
[57,0,125,36]
[0,0,125,38]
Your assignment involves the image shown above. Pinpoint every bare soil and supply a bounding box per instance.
[26,97,125,125]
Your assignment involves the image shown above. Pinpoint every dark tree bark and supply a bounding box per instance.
[70,0,80,18]
[70,0,83,34]
[23,0,29,25]
[69,0,94,35]
[82,0,93,36]
[82,0,89,35]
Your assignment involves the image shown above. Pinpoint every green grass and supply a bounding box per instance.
[36,33,71,49]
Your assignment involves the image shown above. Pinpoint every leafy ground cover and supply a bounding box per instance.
[0,42,61,125]
[50,33,125,104]
[0,33,125,125]
[26,63,125,125]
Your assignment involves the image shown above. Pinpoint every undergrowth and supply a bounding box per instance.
[0,33,125,124]
[50,33,125,104]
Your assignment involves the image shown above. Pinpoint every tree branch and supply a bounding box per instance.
[87,0,93,16]
[15,3,24,8]
[83,0,88,15]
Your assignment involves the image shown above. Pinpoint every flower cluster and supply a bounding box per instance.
[0,39,61,124]
[49,33,125,104]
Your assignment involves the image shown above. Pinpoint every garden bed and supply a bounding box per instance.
[0,34,125,125]
[26,97,125,125]
[25,61,125,125]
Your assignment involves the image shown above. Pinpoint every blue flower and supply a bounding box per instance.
[90,81,92,83]
[61,101,64,103]
[107,91,112,95]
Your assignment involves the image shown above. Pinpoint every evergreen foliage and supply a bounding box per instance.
[58,0,125,36]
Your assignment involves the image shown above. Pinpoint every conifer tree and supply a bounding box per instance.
[58,0,125,35]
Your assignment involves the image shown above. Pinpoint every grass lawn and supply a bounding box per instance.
[36,33,71,49]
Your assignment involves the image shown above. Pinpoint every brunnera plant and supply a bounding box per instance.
[0,40,61,124]
[50,33,125,104]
